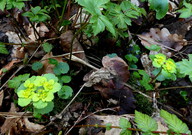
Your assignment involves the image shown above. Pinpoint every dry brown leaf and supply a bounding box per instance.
[24,23,49,41]
[84,55,129,88]
[37,52,63,74]
[0,59,20,76]
[140,53,153,76]
[23,118,44,132]
[1,103,21,134]
[1,103,43,134]
[60,30,87,61]
[11,46,25,59]
[138,28,187,57]
[154,117,169,135]
[84,55,135,114]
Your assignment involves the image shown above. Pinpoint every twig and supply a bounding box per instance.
[56,83,86,119]
[64,108,116,135]
[0,65,24,91]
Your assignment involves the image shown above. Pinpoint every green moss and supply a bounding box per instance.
[135,94,153,115]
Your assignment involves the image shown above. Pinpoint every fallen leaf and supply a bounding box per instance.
[1,103,43,134]
[84,55,135,114]
[138,28,187,57]
[23,118,44,132]
[60,30,87,61]
[1,103,21,134]
[140,53,154,76]
[0,59,20,76]
[37,52,63,74]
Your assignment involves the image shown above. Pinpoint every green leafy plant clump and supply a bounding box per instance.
[16,73,61,114]
[105,109,191,135]
[150,53,177,81]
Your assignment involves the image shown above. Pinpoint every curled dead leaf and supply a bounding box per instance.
[23,118,44,132]
[37,52,63,74]
[0,59,20,76]
[84,55,135,114]
[138,28,187,57]
[60,30,87,61]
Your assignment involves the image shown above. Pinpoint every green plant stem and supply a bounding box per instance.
[51,0,60,18]
[59,0,68,26]
[69,23,89,61]
[149,68,162,84]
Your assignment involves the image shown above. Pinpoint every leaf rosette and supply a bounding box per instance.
[16,74,61,113]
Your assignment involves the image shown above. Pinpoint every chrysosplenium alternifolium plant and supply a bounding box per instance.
[16,73,61,114]
[151,53,177,80]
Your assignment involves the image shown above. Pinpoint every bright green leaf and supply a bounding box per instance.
[160,109,191,134]
[0,43,9,54]
[135,111,158,133]
[58,85,73,99]
[32,62,43,71]
[18,98,31,107]
[34,101,54,114]
[119,117,131,129]
[31,6,41,14]
[178,2,192,18]
[119,117,132,135]
[176,54,192,82]
[0,0,6,11]
[138,70,153,90]
[54,62,70,75]
[145,44,161,51]
[33,100,48,109]
[8,74,30,89]
[42,42,53,53]
[43,73,58,82]
[48,58,58,65]
[106,123,112,130]
[149,0,169,20]
[61,75,71,83]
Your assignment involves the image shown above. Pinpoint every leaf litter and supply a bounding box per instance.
[1,1,192,135]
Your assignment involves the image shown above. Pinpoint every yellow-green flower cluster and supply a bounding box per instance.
[152,53,177,75]
[17,74,61,110]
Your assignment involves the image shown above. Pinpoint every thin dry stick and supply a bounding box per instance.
[39,51,85,62]
[64,107,116,135]
[56,83,86,119]
[0,65,24,91]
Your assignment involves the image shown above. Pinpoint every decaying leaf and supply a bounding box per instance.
[138,28,187,57]
[37,52,63,74]
[23,118,44,132]
[1,103,21,134]
[79,115,132,135]
[24,23,49,41]
[140,53,154,76]
[0,59,20,76]
[60,30,87,61]
[1,103,43,134]
[84,55,135,114]
[154,117,169,135]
